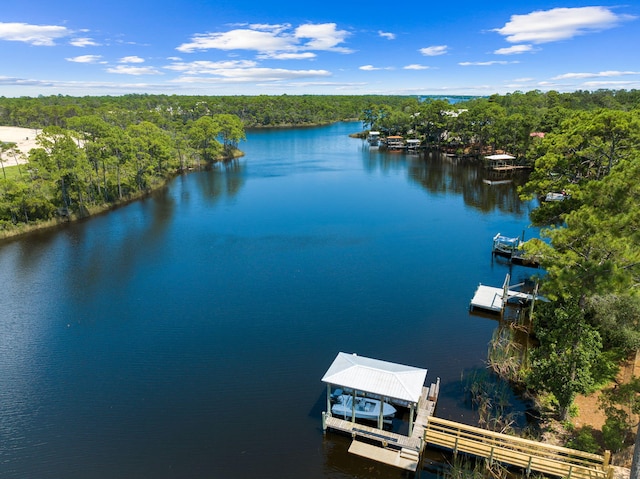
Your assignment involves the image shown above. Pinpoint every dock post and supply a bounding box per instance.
[408,403,415,436]
[322,411,327,432]
[351,390,356,423]
[326,383,331,415]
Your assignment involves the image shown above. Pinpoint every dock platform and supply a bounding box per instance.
[470,285,505,313]
[324,380,440,471]
[470,277,535,314]
[349,440,421,472]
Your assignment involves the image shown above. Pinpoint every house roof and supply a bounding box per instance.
[484,154,515,160]
[321,352,427,404]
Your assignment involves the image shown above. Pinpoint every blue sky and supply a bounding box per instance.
[1,1,638,97]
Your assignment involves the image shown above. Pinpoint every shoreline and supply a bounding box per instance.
[0,124,245,243]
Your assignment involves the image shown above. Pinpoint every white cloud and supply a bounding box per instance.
[177,28,294,53]
[459,61,511,66]
[378,31,395,40]
[552,70,640,80]
[107,65,163,75]
[245,23,291,33]
[494,44,534,55]
[257,52,317,60]
[0,22,70,46]
[403,64,430,70]
[164,58,330,83]
[581,80,640,88]
[295,23,352,52]
[0,76,55,86]
[359,65,394,71]
[171,68,331,83]
[119,56,145,63]
[66,55,104,63]
[419,45,447,56]
[70,37,100,47]
[164,60,258,74]
[493,7,632,44]
[176,23,352,55]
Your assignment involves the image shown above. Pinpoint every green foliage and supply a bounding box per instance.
[599,377,640,450]
[487,323,527,383]
[588,295,640,354]
[527,300,603,421]
[0,94,415,129]
[602,411,628,452]
[523,152,640,308]
[566,426,601,454]
[519,109,640,226]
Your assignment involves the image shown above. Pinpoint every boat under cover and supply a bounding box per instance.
[331,395,396,420]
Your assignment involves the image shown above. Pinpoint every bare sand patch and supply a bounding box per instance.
[0,126,40,165]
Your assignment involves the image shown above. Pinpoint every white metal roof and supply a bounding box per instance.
[484,154,515,160]
[321,352,427,404]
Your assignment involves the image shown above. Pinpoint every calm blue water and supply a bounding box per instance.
[0,122,538,479]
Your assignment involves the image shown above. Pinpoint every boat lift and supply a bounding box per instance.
[469,273,541,315]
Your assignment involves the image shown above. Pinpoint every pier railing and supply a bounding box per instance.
[424,417,613,479]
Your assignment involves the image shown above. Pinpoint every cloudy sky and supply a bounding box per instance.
[1,0,638,97]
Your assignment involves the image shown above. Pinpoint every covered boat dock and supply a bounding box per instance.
[321,352,439,471]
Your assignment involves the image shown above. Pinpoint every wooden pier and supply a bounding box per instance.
[323,379,440,472]
[424,416,613,479]
[321,354,610,478]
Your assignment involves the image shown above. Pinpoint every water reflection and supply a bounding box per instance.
[192,159,246,204]
[362,148,530,216]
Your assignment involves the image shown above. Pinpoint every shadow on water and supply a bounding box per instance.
[191,159,247,204]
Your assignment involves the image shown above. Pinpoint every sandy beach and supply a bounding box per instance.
[0,126,40,165]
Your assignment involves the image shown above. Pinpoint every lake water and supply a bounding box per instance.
[0,122,539,479]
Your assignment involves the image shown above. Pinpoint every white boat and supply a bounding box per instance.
[331,394,396,420]
[492,233,520,257]
[544,192,569,201]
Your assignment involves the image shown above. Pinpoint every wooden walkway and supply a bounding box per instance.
[424,417,613,479]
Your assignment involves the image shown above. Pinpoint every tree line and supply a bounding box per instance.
[0,93,412,129]
[362,88,640,161]
[0,111,245,232]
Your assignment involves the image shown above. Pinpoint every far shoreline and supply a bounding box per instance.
[0,149,244,244]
